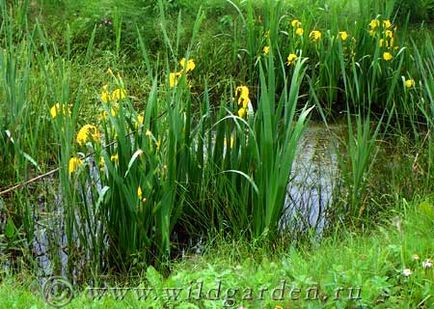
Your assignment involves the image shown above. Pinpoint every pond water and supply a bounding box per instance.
[281,122,345,237]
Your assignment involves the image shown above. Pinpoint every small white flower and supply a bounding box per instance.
[402,268,412,277]
[412,254,420,261]
[422,259,433,269]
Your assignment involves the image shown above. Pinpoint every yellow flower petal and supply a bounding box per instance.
[180,58,196,72]
[111,88,127,101]
[50,104,59,119]
[295,27,304,36]
[50,103,71,119]
[135,114,144,130]
[68,157,83,175]
[291,19,301,28]
[385,30,393,39]
[236,86,250,107]
[110,153,119,164]
[137,115,144,125]
[405,79,415,89]
[383,52,393,61]
[287,53,298,65]
[238,107,246,118]
[383,19,392,29]
[339,31,348,41]
[169,72,182,88]
[309,30,321,42]
[137,186,143,200]
[263,46,270,55]
[369,19,380,30]
[100,85,110,103]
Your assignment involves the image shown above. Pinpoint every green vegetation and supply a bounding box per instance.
[0,0,432,307]
[1,198,433,308]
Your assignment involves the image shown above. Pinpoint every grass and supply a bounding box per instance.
[1,197,433,308]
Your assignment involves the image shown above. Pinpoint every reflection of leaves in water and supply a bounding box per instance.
[281,122,344,234]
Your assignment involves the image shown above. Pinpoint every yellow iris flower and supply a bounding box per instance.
[135,114,144,129]
[110,153,119,164]
[295,27,304,36]
[68,157,83,175]
[100,85,127,103]
[405,79,415,89]
[309,30,321,42]
[179,58,196,73]
[76,124,100,146]
[385,30,393,39]
[383,52,393,61]
[383,19,392,29]
[291,19,301,28]
[287,53,298,66]
[100,85,111,103]
[339,31,348,41]
[236,86,250,109]
[263,46,270,55]
[169,57,196,88]
[369,19,380,30]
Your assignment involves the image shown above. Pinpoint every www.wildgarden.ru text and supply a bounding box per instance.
[86,280,362,306]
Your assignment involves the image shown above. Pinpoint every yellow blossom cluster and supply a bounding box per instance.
[368,18,397,61]
[76,124,100,146]
[100,84,127,104]
[291,19,304,37]
[235,86,250,118]
[99,78,127,120]
[68,157,83,175]
[369,18,393,36]
[169,58,196,88]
